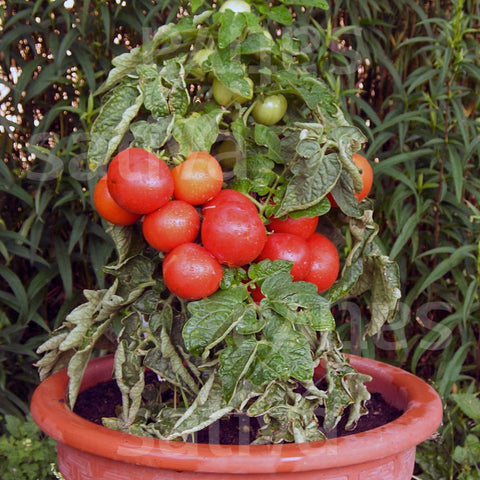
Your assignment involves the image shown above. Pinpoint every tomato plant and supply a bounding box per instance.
[93,175,141,226]
[162,243,223,300]
[107,147,174,214]
[201,189,257,216]
[201,202,267,267]
[252,94,288,126]
[212,77,253,106]
[303,233,340,293]
[267,215,318,239]
[256,233,311,281]
[172,151,223,205]
[142,200,200,252]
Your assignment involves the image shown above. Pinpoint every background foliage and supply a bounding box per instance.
[0,0,479,477]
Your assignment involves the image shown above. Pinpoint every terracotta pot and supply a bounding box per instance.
[30,354,442,480]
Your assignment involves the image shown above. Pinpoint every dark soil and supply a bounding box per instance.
[73,376,403,445]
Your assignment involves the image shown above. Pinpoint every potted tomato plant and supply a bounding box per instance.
[31,1,442,479]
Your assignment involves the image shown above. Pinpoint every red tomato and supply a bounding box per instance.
[162,243,223,300]
[93,175,141,226]
[142,200,200,252]
[256,233,311,282]
[249,284,265,303]
[107,147,174,214]
[201,202,267,267]
[304,233,340,293]
[267,215,318,239]
[201,189,257,216]
[172,151,223,205]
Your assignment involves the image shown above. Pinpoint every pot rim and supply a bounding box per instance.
[30,354,442,474]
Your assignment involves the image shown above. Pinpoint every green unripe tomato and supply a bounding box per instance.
[252,94,288,126]
[212,77,253,106]
[215,139,242,170]
[219,0,251,13]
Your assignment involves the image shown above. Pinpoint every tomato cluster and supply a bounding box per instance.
[93,146,344,301]
[257,217,340,294]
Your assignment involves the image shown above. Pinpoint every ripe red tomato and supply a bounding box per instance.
[201,189,257,216]
[256,233,311,281]
[93,175,141,226]
[142,200,200,252]
[304,233,340,293]
[107,147,174,215]
[162,243,223,300]
[267,215,318,239]
[172,151,223,205]
[201,202,267,267]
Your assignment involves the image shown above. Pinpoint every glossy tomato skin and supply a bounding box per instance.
[303,233,340,293]
[201,202,267,267]
[201,189,257,216]
[162,243,223,300]
[172,151,223,205]
[107,148,174,215]
[267,215,318,239]
[256,233,311,281]
[93,175,141,226]
[252,94,287,126]
[142,200,200,252]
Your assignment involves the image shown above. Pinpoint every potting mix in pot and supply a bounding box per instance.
[35,0,402,445]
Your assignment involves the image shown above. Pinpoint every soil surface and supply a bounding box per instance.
[73,375,403,445]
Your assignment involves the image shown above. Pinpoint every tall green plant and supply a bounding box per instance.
[311,0,479,477]
[0,0,180,425]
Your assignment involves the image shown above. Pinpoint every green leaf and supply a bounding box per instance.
[218,10,246,48]
[218,336,258,402]
[210,49,252,99]
[248,316,313,384]
[254,123,282,160]
[238,32,275,54]
[267,5,293,25]
[138,64,169,118]
[453,434,480,466]
[88,84,143,170]
[173,110,224,156]
[0,265,29,322]
[54,237,72,299]
[278,151,341,217]
[96,46,146,95]
[183,286,249,357]
[130,117,174,150]
[451,394,480,422]
[279,0,328,8]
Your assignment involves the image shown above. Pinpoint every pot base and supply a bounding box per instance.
[57,441,416,480]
